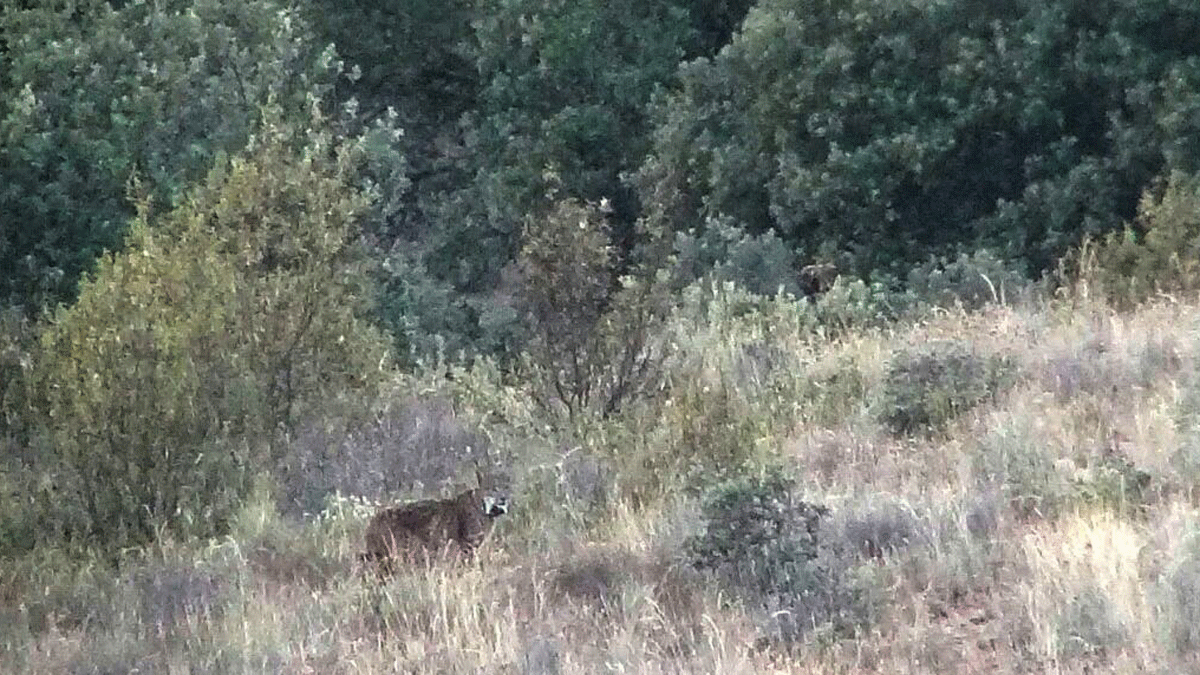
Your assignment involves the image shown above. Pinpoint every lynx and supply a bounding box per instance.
[798,262,838,297]
[361,465,510,574]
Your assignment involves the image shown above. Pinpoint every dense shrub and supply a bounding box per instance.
[671,220,800,297]
[1069,171,1200,307]
[686,471,825,594]
[638,0,1200,279]
[906,250,1031,310]
[808,278,915,338]
[26,115,391,551]
[518,198,670,419]
[686,471,867,646]
[0,0,348,312]
[879,341,1017,435]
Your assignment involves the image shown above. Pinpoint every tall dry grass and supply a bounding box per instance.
[5,286,1200,674]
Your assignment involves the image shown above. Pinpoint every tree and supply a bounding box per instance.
[0,0,343,313]
[637,0,1200,279]
[365,0,743,362]
[29,109,392,551]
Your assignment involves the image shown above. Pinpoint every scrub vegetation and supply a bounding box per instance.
[4,1,1200,672]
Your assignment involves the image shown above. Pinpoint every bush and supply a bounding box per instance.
[809,277,915,338]
[686,471,868,647]
[671,220,800,297]
[879,341,1017,436]
[1065,171,1200,307]
[971,416,1069,520]
[1070,454,1153,517]
[518,198,669,419]
[906,250,1031,310]
[686,471,826,596]
[0,0,347,313]
[27,114,391,552]
[658,383,764,493]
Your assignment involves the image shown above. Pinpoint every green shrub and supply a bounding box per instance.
[1066,171,1200,307]
[809,278,915,338]
[906,250,1031,311]
[686,471,870,647]
[686,470,826,598]
[518,198,669,420]
[0,0,347,313]
[879,341,1017,436]
[1070,454,1153,517]
[663,384,763,492]
[671,220,800,297]
[27,115,391,552]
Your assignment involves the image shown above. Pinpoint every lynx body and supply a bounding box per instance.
[362,470,509,573]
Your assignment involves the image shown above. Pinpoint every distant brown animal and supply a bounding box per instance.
[798,262,838,297]
[360,465,510,574]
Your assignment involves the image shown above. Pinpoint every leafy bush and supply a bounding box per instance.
[686,471,825,598]
[27,114,391,551]
[809,278,915,338]
[1067,171,1200,307]
[686,471,869,647]
[671,220,799,297]
[906,250,1031,310]
[879,341,1017,435]
[0,0,346,312]
[518,198,669,419]
[638,0,1200,280]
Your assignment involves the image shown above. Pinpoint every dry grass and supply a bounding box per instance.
[7,291,1200,673]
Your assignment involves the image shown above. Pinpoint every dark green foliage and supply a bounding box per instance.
[358,0,730,361]
[880,341,1017,435]
[518,199,615,417]
[906,250,1032,310]
[637,0,1200,280]
[373,250,483,367]
[686,471,827,597]
[0,0,341,313]
[672,220,800,297]
[0,308,34,438]
[686,471,866,645]
[1073,171,1200,307]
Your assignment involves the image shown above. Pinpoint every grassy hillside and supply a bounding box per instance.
[4,287,1200,674]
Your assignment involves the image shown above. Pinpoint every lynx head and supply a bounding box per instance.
[474,462,511,519]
